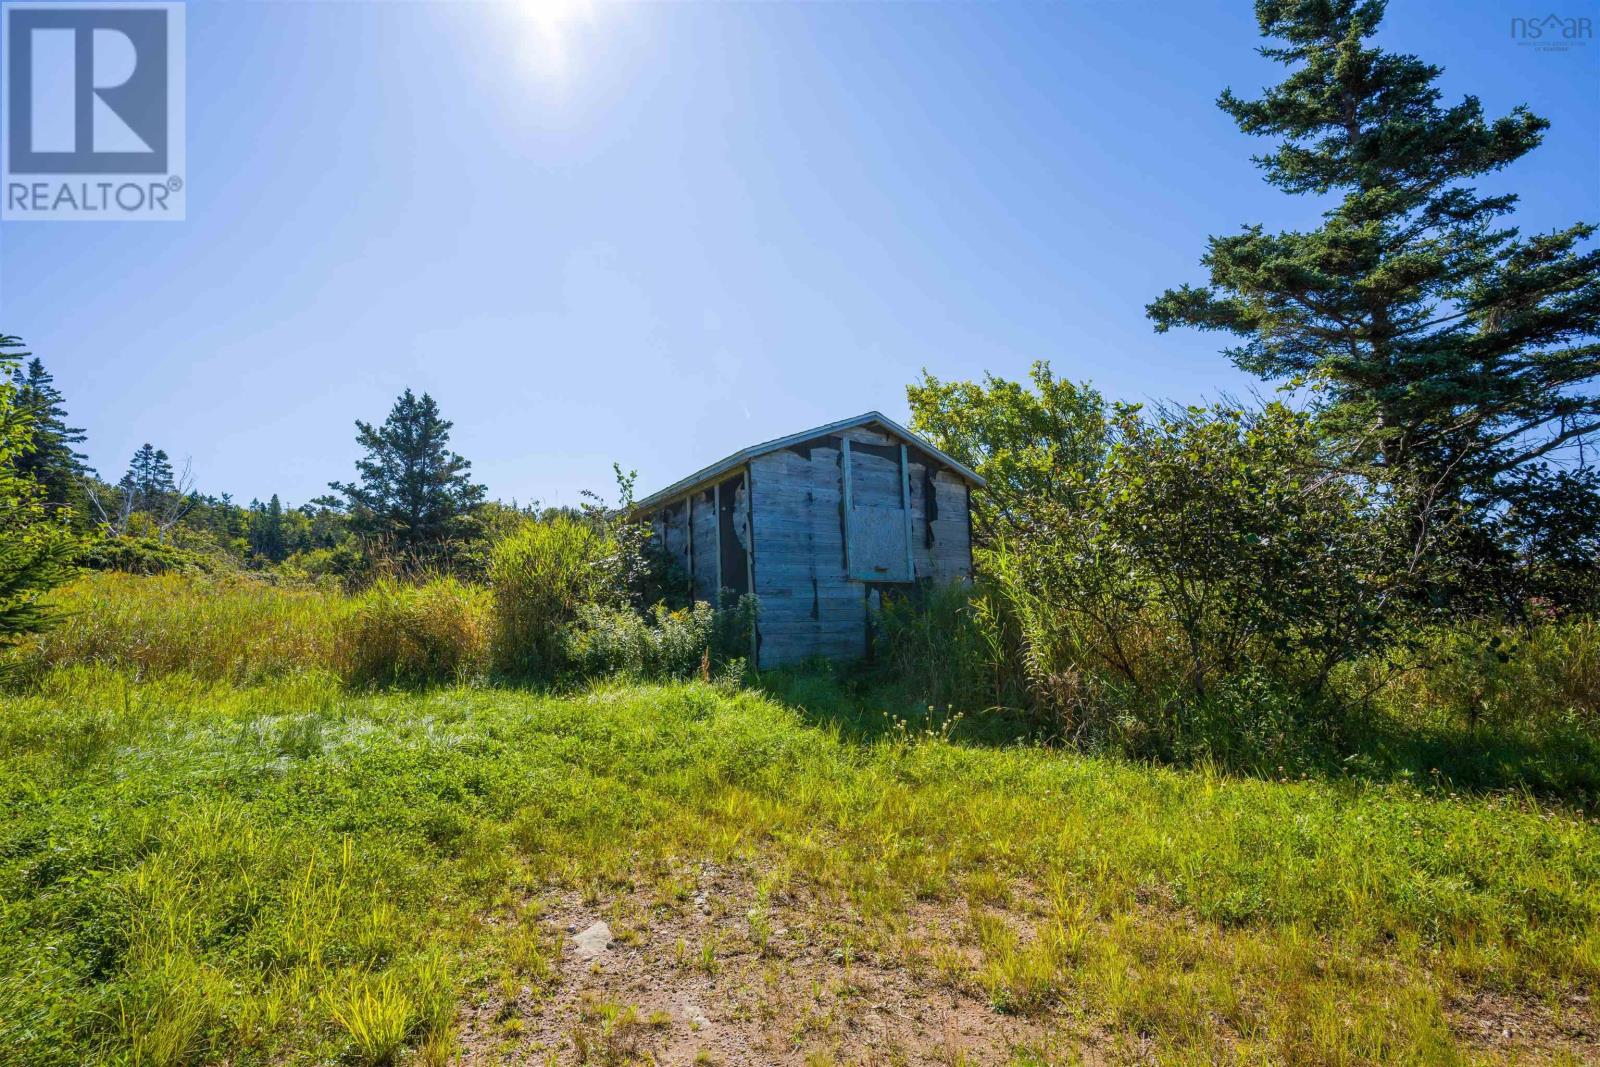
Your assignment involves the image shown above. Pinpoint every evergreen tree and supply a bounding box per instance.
[0,335,75,643]
[215,491,249,546]
[1149,0,1599,516]
[248,493,288,562]
[120,444,175,513]
[9,357,90,513]
[328,389,486,558]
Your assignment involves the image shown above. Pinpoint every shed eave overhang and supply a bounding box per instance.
[631,411,985,514]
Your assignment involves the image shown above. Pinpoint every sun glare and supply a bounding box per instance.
[510,0,597,83]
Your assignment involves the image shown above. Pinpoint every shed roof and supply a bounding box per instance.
[633,411,986,512]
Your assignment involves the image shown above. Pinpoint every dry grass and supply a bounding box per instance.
[3,571,492,689]
[5,571,342,683]
[337,577,492,688]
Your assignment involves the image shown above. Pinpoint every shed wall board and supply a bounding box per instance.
[689,488,719,603]
[749,444,865,667]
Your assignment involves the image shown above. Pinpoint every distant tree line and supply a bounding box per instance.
[0,333,562,637]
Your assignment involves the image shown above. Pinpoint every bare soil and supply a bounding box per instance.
[1445,989,1599,1063]
[453,859,1595,1066]
[455,861,1094,1066]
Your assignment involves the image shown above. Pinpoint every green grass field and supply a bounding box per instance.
[2,662,1597,1065]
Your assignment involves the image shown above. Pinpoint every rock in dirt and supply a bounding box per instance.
[572,921,612,960]
[682,1001,712,1029]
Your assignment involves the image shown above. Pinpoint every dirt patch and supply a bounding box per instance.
[1446,988,1599,1062]
[454,861,1093,1065]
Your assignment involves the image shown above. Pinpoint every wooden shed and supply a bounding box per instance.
[633,411,985,668]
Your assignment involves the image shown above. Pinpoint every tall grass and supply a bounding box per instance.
[337,577,491,688]
[2,572,493,691]
[1356,619,1600,732]
[875,580,1027,713]
[4,571,344,684]
[488,517,615,678]
[0,670,1595,1064]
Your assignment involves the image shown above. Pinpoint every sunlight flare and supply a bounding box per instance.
[508,0,598,83]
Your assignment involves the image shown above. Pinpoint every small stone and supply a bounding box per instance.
[571,921,612,960]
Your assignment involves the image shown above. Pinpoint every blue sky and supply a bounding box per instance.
[3,0,1596,508]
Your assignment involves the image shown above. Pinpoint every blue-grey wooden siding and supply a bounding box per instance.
[642,423,974,668]
[749,424,972,667]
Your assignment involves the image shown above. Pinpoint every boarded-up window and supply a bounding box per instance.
[843,440,912,582]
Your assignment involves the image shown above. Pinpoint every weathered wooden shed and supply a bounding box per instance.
[633,412,985,668]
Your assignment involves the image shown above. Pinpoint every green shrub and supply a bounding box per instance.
[338,578,490,688]
[561,595,758,683]
[983,403,1395,741]
[78,535,209,576]
[278,543,372,590]
[562,601,714,680]
[488,517,616,678]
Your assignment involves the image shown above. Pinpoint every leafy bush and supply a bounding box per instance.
[338,578,491,689]
[982,403,1396,740]
[279,542,373,590]
[910,369,1396,743]
[562,594,758,682]
[907,362,1110,547]
[487,517,617,678]
[563,601,715,680]
[78,534,218,576]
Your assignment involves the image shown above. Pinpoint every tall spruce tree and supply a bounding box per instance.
[10,357,90,514]
[248,494,288,562]
[329,389,486,558]
[120,444,175,513]
[1149,0,1599,515]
